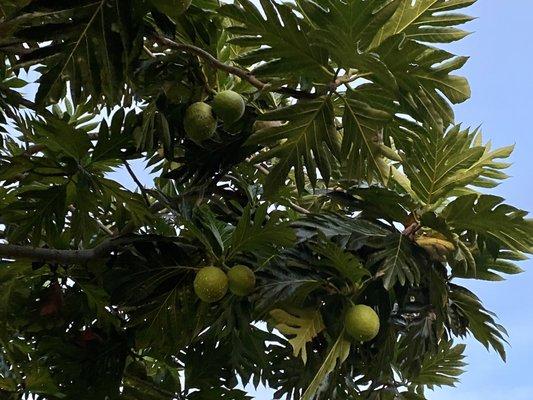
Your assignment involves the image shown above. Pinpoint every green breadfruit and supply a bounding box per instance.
[183,102,217,143]
[227,265,256,296]
[344,304,380,342]
[193,266,228,303]
[212,90,245,124]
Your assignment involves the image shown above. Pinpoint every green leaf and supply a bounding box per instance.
[300,332,351,400]
[226,204,296,260]
[413,72,470,103]
[340,92,393,183]
[98,177,153,227]
[270,308,325,364]
[401,125,512,206]
[3,184,67,244]
[183,206,234,258]
[370,0,439,48]
[297,0,400,86]
[3,1,145,106]
[371,0,474,48]
[0,261,45,321]
[368,233,421,290]
[448,283,508,360]
[443,194,533,253]
[377,39,471,129]
[26,366,66,398]
[248,96,340,194]
[92,109,135,163]
[293,212,389,242]
[255,253,324,314]
[33,118,92,161]
[310,238,370,285]
[408,341,466,390]
[77,281,120,329]
[220,0,333,81]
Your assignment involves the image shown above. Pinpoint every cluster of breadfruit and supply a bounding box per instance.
[193,266,380,343]
[183,90,245,143]
[194,265,256,301]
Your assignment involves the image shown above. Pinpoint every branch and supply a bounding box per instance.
[153,35,318,100]
[0,235,163,264]
[124,160,151,206]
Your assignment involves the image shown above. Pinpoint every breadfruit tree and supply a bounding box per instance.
[0,1,531,399]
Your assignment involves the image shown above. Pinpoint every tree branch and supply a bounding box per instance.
[153,35,319,100]
[0,235,152,264]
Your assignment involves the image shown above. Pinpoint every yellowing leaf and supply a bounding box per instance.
[270,308,325,364]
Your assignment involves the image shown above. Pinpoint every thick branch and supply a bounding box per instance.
[0,236,146,264]
[154,35,318,100]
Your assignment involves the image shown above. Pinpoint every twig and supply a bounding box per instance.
[124,160,151,206]
[402,222,421,241]
[143,45,156,58]
[287,199,311,214]
[253,163,270,176]
[334,71,372,87]
[153,35,319,100]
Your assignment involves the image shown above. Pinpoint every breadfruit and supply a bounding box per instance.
[183,102,217,143]
[344,304,380,342]
[193,266,228,303]
[227,265,256,296]
[212,90,245,124]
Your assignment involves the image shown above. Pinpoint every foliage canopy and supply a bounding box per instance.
[0,0,531,399]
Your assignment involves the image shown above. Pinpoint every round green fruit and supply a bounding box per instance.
[149,0,191,17]
[193,266,228,303]
[212,90,245,124]
[344,304,380,342]
[183,102,217,143]
[227,265,256,296]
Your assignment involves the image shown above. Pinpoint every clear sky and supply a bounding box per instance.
[430,1,533,399]
[12,1,532,399]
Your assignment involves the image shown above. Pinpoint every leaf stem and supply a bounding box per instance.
[124,160,151,206]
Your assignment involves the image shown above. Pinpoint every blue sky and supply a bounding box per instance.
[9,1,532,399]
[431,1,533,399]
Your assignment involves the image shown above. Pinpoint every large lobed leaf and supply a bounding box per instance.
[0,0,145,106]
[247,96,340,194]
